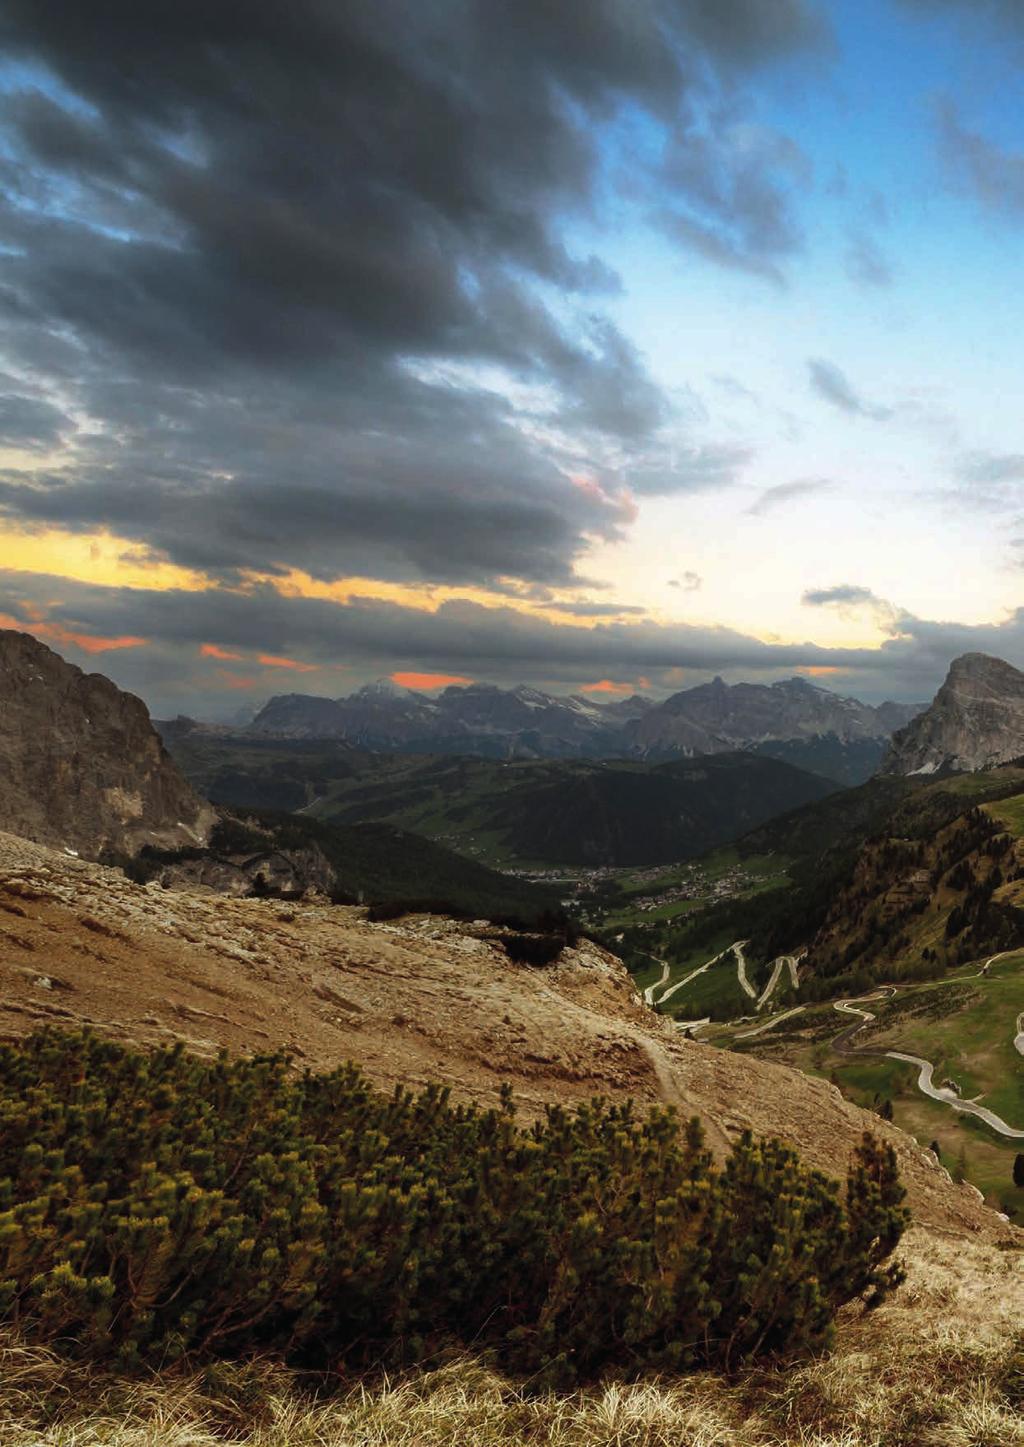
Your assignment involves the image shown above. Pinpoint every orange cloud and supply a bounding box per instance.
[257,653,318,672]
[391,671,473,690]
[61,630,147,655]
[797,665,847,677]
[0,612,146,655]
[581,678,633,695]
[200,642,244,661]
[215,669,260,690]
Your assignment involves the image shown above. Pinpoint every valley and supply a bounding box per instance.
[0,629,1020,1444]
[712,955,1024,1213]
[160,730,840,869]
[8,3,1024,1435]
[154,656,1024,1221]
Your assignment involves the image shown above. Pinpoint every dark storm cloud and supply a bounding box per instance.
[807,359,893,420]
[0,392,73,450]
[5,569,1023,716]
[0,0,825,588]
[0,568,884,685]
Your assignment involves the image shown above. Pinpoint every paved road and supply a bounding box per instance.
[642,957,670,1005]
[885,1050,1024,1138]
[735,1005,805,1040]
[734,940,757,999]
[755,957,784,1011]
[657,940,748,1006]
[832,995,1024,1140]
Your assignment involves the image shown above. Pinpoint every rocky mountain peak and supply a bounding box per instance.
[945,652,1024,690]
[880,653,1024,776]
[0,629,214,858]
[356,678,421,700]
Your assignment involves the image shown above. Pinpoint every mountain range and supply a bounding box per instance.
[243,675,924,784]
[248,680,651,757]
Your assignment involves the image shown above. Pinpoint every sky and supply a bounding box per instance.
[0,0,1022,718]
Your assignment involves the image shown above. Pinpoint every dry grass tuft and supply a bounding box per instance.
[1,1230,1021,1447]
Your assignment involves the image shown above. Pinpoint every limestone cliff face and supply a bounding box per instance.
[0,629,214,858]
[880,653,1024,776]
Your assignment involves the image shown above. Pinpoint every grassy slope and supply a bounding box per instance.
[716,953,1024,1215]
[610,770,1024,1212]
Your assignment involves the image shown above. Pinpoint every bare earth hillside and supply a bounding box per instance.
[0,829,1013,1248]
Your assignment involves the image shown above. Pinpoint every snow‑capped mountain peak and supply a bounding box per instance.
[246,675,923,780]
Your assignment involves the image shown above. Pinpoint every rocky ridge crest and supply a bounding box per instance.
[0,629,214,858]
[881,653,1024,776]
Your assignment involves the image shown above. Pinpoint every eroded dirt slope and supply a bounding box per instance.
[0,829,1014,1245]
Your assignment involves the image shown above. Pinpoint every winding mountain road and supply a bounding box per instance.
[832,994,1024,1140]
[649,939,751,1009]
[642,957,671,1006]
[734,940,757,999]
[755,951,804,1011]
[736,1005,805,1040]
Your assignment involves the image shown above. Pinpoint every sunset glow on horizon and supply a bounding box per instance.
[0,0,1021,718]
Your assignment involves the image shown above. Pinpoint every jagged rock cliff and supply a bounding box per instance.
[880,653,1024,776]
[0,629,214,858]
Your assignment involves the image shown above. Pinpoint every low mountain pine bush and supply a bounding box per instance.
[0,1028,907,1385]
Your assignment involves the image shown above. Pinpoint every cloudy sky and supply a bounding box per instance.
[0,0,1022,717]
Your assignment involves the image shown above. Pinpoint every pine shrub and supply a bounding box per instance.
[0,1029,907,1385]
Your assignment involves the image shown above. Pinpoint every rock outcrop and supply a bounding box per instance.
[0,629,214,858]
[880,653,1024,776]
